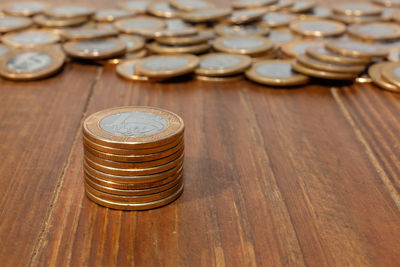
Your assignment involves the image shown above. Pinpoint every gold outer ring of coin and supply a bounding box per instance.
[85,152,184,176]
[347,22,400,41]
[325,41,388,58]
[214,24,270,37]
[84,172,183,196]
[94,9,137,22]
[368,62,400,92]
[135,54,200,78]
[289,19,346,37]
[33,14,88,27]
[381,62,400,88]
[83,106,185,149]
[169,0,215,12]
[297,55,365,74]
[195,53,252,76]
[114,16,165,37]
[147,2,180,18]
[333,3,383,16]
[0,46,65,81]
[245,59,309,86]
[155,30,214,45]
[306,46,370,65]
[44,5,94,19]
[1,29,61,47]
[292,60,357,80]
[180,8,232,23]
[232,0,277,9]
[195,74,244,82]
[280,40,322,58]
[290,0,316,13]
[85,182,184,210]
[146,42,211,55]
[63,38,126,60]
[213,36,273,55]
[62,28,118,40]
[228,8,268,24]
[4,2,47,16]
[0,16,33,33]
[116,59,150,81]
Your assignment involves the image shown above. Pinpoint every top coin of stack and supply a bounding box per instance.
[82,106,185,210]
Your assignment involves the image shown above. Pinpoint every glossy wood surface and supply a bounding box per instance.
[1,0,400,266]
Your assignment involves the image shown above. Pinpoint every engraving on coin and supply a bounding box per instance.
[222,37,264,49]
[11,32,53,44]
[7,52,51,72]
[144,57,189,70]
[256,62,293,78]
[75,40,116,52]
[99,112,168,137]
[200,55,241,69]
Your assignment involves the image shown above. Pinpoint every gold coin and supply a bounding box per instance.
[33,14,88,27]
[280,40,322,58]
[215,24,270,36]
[228,8,268,24]
[297,54,365,73]
[63,38,126,59]
[155,29,214,45]
[290,19,346,37]
[368,62,400,92]
[347,22,400,41]
[381,62,400,87]
[135,54,199,78]
[333,3,382,16]
[306,45,370,65]
[0,46,65,81]
[180,8,231,23]
[85,152,184,176]
[116,59,150,81]
[114,16,165,38]
[267,0,294,11]
[291,60,358,80]
[259,12,297,27]
[147,2,180,18]
[325,40,387,58]
[373,0,400,7]
[4,2,47,16]
[195,53,252,76]
[213,36,273,55]
[62,28,118,40]
[118,1,150,13]
[94,8,136,22]
[232,0,277,9]
[118,34,145,53]
[0,16,33,33]
[84,172,183,196]
[83,106,185,149]
[290,0,315,13]
[2,29,60,47]
[169,0,215,11]
[45,5,94,19]
[85,182,183,210]
[147,42,211,54]
[245,59,309,86]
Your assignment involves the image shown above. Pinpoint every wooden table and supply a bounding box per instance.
[1,0,400,266]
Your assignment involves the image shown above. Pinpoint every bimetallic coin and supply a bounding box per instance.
[326,40,387,58]
[228,8,268,24]
[63,38,126,59]
[297,54,365,73]
[245,59,309,86]
[155,29,214,45]
[213,36,273,55]
[290,0,315,13]
[119,1,150,13]
[260,12,297,27]
[83,106,185,149]
[180,8,231,23]
[232,0,277,9]
[33,14,88,27]
[290,19,346,37]
[368,62,400,92]
[62,28,118,40]
[147,2,180,18]
[118,34,145,53]
[333,3,383,16]
[114,16,165,37]
[215,24,270,36]
[280,40,322,57]
[306,46,370,65]
[2,30,60,47]
[4,2,46,16]
[381,62,400,87]
[0,46,65,81]
[292,60,358,80]
[45,5,94,18]
[169,0,214,11]
[147,42,211,55]
[195,53,252,76]
[94,8,136,22]
[347,22,400,41]
[195,74,244,82]
[0,16,33,33]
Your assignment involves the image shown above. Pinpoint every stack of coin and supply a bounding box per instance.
[82,106,185,210]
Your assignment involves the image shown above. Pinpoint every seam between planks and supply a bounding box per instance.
[28,66,104,266]
[330,87,400,210]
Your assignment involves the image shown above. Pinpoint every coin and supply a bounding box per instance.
[228,8,268,24]
[267,0,294,11]
[195,53,252,76]
[114,16,165,37]
[62,28,118,40]
[213,36,273,55]
[63,38,126,59]
[260,12,297,27]
[245,59,309,86]
[2,29,61,47]
[290,19,346,37]
[347,22,400,41]
[291,60,358,80]
[381,62,400,87]
[306,46,370,65]
[326,40,388,58]
[280,40,322,57]
[330,13,382,24]
[0,16,33,33]
[147,2,180,18]
[297,54,365,73]
[195,74,244,82]
[306,6,332,19]
[0,46,65,81]
[135,54,199,78]
[368,62,400,92]
[4,2,46,16]
[118,34,145,53]
[153,19,198,37]
[83,106,185,149]
[333,3,382,16]
[119,1,150,13]
[33,14,88,27]
[100,49,148,65]
[45,5,94,18]
[169,0,215,11]
[268,28,298,46]
[180,8,231,23]
[155,29,214,45]
[232,0,277,9]
[115,58,150,81]
[147,42,211,54]
[94,8,136,22]
[290,0,316,13]
[215,24,270,36]
[85,182,183,210]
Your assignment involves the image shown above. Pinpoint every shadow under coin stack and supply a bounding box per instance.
[82,106,185,211]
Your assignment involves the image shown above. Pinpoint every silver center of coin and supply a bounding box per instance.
[153,3,176,12]
[145,57,189,70]
[191,9,225,16]
[52,6,89,15]
[127,62,137,74]
[336,41,377,53]
[262,12,294,23]
[70,29,108,35]
[269,30,293,43]
[7,52,51,72]
[200,55,241,70]
[166,19,191,30]
[124,1,149,10]
[99,112,168,137]
[222,37,264,49]
[11,32,53,44]
[292,1,312,9]
[341,3,376,12]
[119,36,136,49]
[293,43,319,54]
[122,19,160,29]
[176,0,209,9]
[256,62,293,78]
[10,2,44,12]
[353,24,397,36]
[0,46,9,57]
[232,9,260,18]
[223,25,261,35]
[299,21,337,32]
[75,40,116,53]
[96,9,129,18]
[0,17,25,27]
[393,66,400,79]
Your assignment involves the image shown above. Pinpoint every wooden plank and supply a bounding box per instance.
[0,63,99,266]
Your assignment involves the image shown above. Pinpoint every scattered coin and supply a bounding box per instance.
[147,2,180,18]
[268,28,298,46]
[153,19,198,37]
[4,2,47,16]
[368,62,400,92]
[268,0,294,11]
[347,22,400,41]
[289,19,346,37]
[116,59,150,81]
[280,40,322,57]
[0,16,33,33]
[45,5,94,18]
[33,14,88,27]
[290,0,316,13]
[373,0,400,7]
[196,53,252,76]
[297,54,365,73]
[306,46,370,65]
[62,28,118,40]
[292,60,358,80]
[215,24,270,36]
[94,8,136,22]
[114,16,165,37]
[213,36,273,55]
[2,29,61,47]
[228,8,268,24]
[333,3,383,16]
[180,8,231,23]
[169,0,214,11]
[260,12,297,27]
[381,62,400,87]
[63,38,126,59]
[119,0,150,13]
[147,42,211,54]
[232,0,277,9]
[326,40,388,58]
[155,29,214,45]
